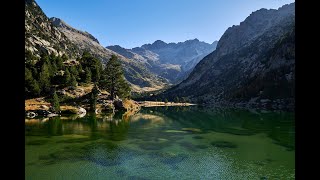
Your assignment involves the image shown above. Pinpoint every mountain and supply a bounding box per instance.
[25,0,166,92]
[161,3,295,111]
[107,39,217,83]
[25,0,81,58]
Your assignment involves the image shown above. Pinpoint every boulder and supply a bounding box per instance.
[26,111,37,118]
[40,105,49,110]
[113,99,126,111]
[77,107,86,115]
[47,113,59,118]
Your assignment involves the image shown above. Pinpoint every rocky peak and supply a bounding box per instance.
[216,2,295,57]
[185,38,199,43]
[50,17,100,44]
[106,45,135,59]
[25,0,80,57]
[142,40,168,50]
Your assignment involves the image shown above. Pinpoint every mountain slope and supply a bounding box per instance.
[107,39,217,83]
[25,0,166,92]
[49,17,167,91]
[161,3,295,110]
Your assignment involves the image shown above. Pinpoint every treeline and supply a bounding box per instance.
[25,51,130,100]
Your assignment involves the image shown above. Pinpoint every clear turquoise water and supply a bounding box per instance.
[25,106,295,179]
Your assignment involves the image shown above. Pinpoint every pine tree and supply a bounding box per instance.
[91,65,101,82]
[80,51,102,82]
[70,74,78,87]
[181,97,187,103]
[90,84,99,112]
[55,56,64,70]
[31,79,41,97]
[99,55,131,100]
[84,67,92,83]
[51,91,60,113]
[61,54,68,61]
[39,63,51,94]
[174,96,180,103]
[64,68,71,86]
[69,65,79,79]
[25,67,41,97]
[165,98,168,103]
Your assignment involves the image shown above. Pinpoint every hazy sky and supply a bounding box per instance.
[36,0,295,49]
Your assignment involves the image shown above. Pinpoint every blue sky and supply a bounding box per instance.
[36,0,295,49]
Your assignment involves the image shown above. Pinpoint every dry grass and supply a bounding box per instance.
[60,105,78,112]
[25,98,51,111]
[123,99,140,111]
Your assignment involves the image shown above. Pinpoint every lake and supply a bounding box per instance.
[25,106,295,179]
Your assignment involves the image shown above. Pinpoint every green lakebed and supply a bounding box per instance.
[25,106,295,179]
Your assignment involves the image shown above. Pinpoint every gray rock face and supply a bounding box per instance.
[25,0,81,58]
[107,39,217,83]
[161,3,295,111]
[50,17,100,44]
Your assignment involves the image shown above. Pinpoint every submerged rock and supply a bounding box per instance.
[181,128,202,133]
[211,141,237,148]
[192,136,204,139]
[26,139,49,145]
[165,130,187,133]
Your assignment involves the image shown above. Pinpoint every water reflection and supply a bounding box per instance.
[26,107,295,179]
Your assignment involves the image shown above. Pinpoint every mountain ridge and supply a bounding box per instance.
[160,2,295,111]
[107,39,218,83]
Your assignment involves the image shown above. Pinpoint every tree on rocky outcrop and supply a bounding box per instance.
[165,98,168,103]
[174,96,180,103]
[99,55,131,100]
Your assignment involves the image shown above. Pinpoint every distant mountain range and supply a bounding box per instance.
[107,39,217,83]
[160,3,295,111]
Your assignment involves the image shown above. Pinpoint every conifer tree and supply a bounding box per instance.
[90,84,99,112]
[84,67,92,83]
[70,74,78,87]
[99,55,131,100]
[51,91,60,113]
[25,67,41,97]
[165,98,168,103]
[39,63,51,94]
[64,68,71,86]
